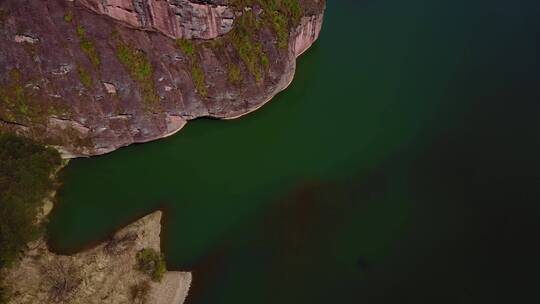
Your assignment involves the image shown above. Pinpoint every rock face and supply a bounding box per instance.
[294,13,324,57]
[0,0,326,157]
[77,0,235,39]
[2,211,192,304]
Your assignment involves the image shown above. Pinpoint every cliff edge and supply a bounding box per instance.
[0,0,326,157]
[2,211,191,304]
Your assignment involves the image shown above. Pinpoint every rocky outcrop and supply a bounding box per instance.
[77,0,235,39]
[0,0,325,157]
[294,13,324,57]
[2,211,192,304]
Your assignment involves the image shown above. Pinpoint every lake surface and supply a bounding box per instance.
[49,0,540,303]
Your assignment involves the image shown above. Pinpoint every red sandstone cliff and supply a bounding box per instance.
[0,0,325,157]
[77,0,235,39]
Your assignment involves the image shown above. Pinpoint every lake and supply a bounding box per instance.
[48,0,540,303]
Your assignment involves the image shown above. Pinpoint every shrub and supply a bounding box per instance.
[64,11,73,23]
[269,10,289,49]
[76,25,100,67]
[176,39,195,58]
[230,11,267,82]
[116,42,159,109]
[136,248,166,282]
[175,39,209,97]
[191,65,207,97]
[0,70,26,122]
[77,66,93,89]
[227,64,243,85]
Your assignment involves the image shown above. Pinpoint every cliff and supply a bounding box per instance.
[2,211,192,304]
[0,0,325,157]
[76,0,235,40]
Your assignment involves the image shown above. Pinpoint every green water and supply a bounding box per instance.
[49,1,540,303]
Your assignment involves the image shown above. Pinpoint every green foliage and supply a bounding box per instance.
[76,25,85,40]
[261,0,303,48]
[116,43,152,81]
[76,25,101,67]
[224,0,304,82]
[136,248,166,282]
[0,69,32,123]
[0,69,67,124]
[176,39,195,58]
[116,42,159,109]
[64,11,73,23]
[227,64,243,85]
[77,66,93,89]
[0,134,61,268]
[230,11,267,82]
[175,39,208,97]
[191,65,207,97]
[170,0,304,88]
[234,0,303,49]
[269,10,289,49]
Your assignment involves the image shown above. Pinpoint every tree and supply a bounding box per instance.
[0,133,61,267]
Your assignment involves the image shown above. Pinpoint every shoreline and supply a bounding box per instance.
[220,62,297,121]
[5,211,192,304]
[56,11,324,160]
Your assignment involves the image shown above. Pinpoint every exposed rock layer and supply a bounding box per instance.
[2,211,191,304]
[77,0,235,39]
[0,0,326,157]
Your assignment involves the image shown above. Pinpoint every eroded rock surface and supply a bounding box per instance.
[77,0,235,39]
[2,211,191,304]
[0,0,326,157]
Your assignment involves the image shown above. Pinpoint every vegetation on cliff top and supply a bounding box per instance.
[170,0,304,89]
[229,11,269,82]
[198,0,303,85]
[136,248,167,282]
[233,0,303,48]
